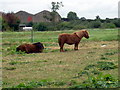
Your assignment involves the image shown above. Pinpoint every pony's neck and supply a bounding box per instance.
[78,32,84,39]
[75,32,84,40]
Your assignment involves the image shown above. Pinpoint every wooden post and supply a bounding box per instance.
[31,28,34,43]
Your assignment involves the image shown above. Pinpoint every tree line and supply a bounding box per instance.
[1,11,120,32]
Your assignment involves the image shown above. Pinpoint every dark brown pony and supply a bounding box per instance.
[16,42,44,53]
[58,30,89,52]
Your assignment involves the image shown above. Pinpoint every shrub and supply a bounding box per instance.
[73,25,87,30]
[57,21,73,30]
[101,23,116,28]
[33,23,48,31]
[90,21,101,28]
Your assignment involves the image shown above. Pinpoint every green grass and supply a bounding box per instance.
[2,29,118,43]
[2,29,118,88]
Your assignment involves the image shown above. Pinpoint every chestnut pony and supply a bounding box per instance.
[58,30,89,52]
[16,42,44,53]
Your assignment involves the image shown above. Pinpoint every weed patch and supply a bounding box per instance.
[75,61,117,79]
[100,55,109,60]
[87,51,95,54]
[91,70,101,75]
[105,52,117,55]
[97,61,117,70]
[84,61,117,71]
[70,73,118,88]
[9,61,30,65]
[84,64,96,70]
[3,67,16,70]
[12,80,66,88]
[36,60,47,63]
[9,61,18,65]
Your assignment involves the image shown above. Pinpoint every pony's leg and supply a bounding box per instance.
[74,43,79,50]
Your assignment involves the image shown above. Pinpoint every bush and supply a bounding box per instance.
[33,23,48,31]
[57,21,73,30]
[90,21,101,28]
[101,23,116,28]
[73,25,87,30]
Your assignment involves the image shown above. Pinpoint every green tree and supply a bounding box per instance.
[80,17,86,21]
[2,12,20,31]
[113,18,120,27]
[51,2,63,12]
[105,18,111,23]
[67,11,79,21]
[51,1,63,22]
[51,2,63,30]
[95,15,101,20]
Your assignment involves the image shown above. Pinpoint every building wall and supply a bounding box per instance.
[15,11,33,23]
[15,10,61,23]
[33,10,52,23]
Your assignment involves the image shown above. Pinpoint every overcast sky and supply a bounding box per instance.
[0,0,119,19]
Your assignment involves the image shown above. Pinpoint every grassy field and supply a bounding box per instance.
[2,29,118,88]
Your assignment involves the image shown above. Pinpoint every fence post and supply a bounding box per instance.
[31,29,34,43]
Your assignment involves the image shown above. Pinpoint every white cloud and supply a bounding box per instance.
[0,0,119,19]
